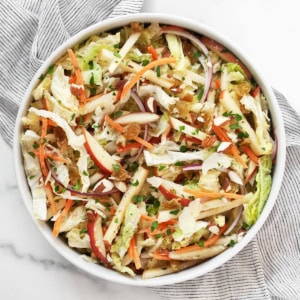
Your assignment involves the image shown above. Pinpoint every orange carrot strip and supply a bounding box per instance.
[67,48,86,104]
[140,214,157,222]
[215,78,221,89]
[105,115,125,133]
[34,151,69,164]
[240,145,259,164]
[121,57,176,99]
[183,188,244,200]
[129,235,141,269]
[147,45,158,60]
[52,199,73,237]
[105,115,153,149]
[212,124,247,168]
[174,224,229,254]
[134,136,154,150]
[117,142,142,153]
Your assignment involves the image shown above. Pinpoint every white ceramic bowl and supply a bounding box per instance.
[13,13,286,286]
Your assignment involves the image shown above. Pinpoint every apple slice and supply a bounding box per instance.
[147,176,192,200]
[169,116,207,141]
[200,36,252,80]
[114,112,160,125]
[83,128,117,174]
[145,96,157,113]
[245,159,258,184]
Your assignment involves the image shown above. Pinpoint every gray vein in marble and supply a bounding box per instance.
[0,241,108,284]
[0,242,75,270]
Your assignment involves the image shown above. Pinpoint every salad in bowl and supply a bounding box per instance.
[17,15,282,284]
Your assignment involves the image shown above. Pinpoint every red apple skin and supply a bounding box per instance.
[245,166,258,183]
[83,129,115,174]
[158,185,191,206]
[200,36,252,80]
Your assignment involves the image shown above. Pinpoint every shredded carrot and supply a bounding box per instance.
[117,142,142,153]
[183,187,245,200]
[147,45,158,60]
[212,124,247,168]
[129,235,141,269]
[67,48,86,104]
[109,205,115,222]
[140,214,157,222]
[105,115,125,133]
[215,78,221,89]
[174,224,229,254]
[134,136,154,150]
[121,57,176,99]
[45,183,58,216]
[34,151,69,164]
[39,117,48,178]
[52,199,73,237]
[105,115,154,149]
[240,145,259,164]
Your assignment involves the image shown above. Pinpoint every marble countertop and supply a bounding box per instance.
[1,1,299,299]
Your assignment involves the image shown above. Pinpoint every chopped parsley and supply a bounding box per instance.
[179,125,185,132]
[83,170,88,176]
[197,240,204,247]
[229,123,242,130]
[88,60,94,70]
[150,221,159,232]
[166,228,172,235]
[159,165,166,171]
[156,66,161,77]
[29,175,35,180]
[113,52,121,58]
[28,151,35,158]
[141,59,149,66]
[80,228,88,234]
[114,217,119,223]
[112,110,123,118]
[113,164,120,173]
[174,161,185,166]
[169,209,180,215]
[132,195,146,204]
[193,50,201,59]
[73,181,82,191]
[146,196,160,216]
[179,145,187,152]
[38,74,45,81]
[238,131,249,139]
[130,179,139,186]
[197,86,205,101]
[79,115,83,126]
[229,239,236,247]
[47,65,55,75]
[89,73,95,85]
[70,113,76,121]
[32,141,39,149]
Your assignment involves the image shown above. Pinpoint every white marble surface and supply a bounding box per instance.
[1,1,299,299]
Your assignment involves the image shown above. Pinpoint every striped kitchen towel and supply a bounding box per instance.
[0,1,299,299]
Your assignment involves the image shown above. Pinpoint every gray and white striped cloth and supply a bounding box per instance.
[0,1,299,299]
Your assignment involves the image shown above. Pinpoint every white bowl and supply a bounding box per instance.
[13,13,286,286]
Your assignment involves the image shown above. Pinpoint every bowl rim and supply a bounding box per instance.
[13,12,286,286]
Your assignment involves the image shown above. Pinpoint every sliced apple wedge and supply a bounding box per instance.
[169,116,207,141]
[115,112,160,125]
[200,36,252,80]
[83,128,117,174]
